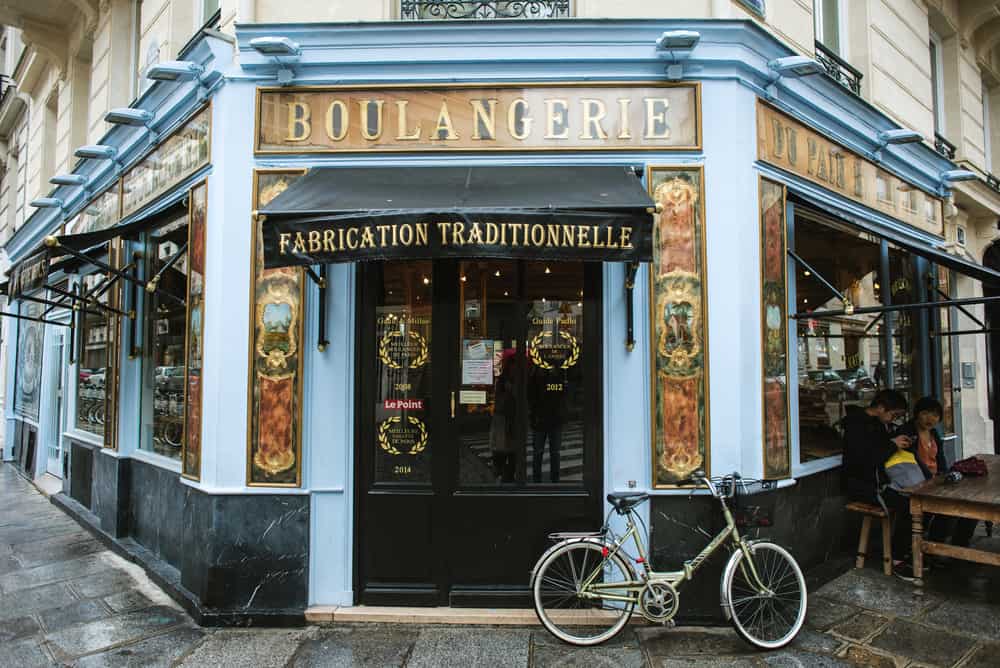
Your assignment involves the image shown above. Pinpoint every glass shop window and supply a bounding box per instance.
[139,214,189,460]
[76,272,110,437]
[795,216,885,463]
[887,245,924,410]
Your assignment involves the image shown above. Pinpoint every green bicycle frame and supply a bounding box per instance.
[580,493,769,604]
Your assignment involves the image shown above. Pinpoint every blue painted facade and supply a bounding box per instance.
[4,19,959,617]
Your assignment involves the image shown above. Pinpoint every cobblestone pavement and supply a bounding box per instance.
[3,462,999,667]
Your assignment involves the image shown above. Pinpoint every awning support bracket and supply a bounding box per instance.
[18,292,103,318]
[934,287,984,328]
[625,261,639,352]
[793,294,1000,320]
[317,264,329,352]
[128,251,141,359]
[145,243,188,296]
[787,250,854,314]
[0,310,69,327]
[45,283,130,319]
[304,266,326,290]
[930,328,1000,337]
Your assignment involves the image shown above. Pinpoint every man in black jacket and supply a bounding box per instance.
[842,390,915,576]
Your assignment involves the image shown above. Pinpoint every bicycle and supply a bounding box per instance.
[531,470,807,649]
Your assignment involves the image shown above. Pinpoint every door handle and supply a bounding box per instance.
[451,391,456,419]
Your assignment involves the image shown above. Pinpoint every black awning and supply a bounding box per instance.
[56,200,189,252]
[259,166,655,268]
[793,196,1000,287]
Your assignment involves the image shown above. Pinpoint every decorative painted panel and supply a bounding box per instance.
[182,182,208,479]
[248,171,306,486]
[648,166,709,487]
[14,301,44,422]
[760,178,790,479]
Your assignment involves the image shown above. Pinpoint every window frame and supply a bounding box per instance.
[72,269,113,441]
[813,0,847,59]
[929,31,946,136]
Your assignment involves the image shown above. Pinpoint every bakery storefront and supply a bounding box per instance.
[10,21,1000,624]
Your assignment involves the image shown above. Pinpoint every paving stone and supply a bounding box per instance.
[788,628,844,654]
[807,597,862,631]
[842,644,898,668]
[920,598,1000,640]
[761,649,856,667]
[0,581,77,620]
[0,553,23,575]
[532,646,647,667]
[175,628,312,668]
[0,552,113,594]
[868,619,975,667]
[289,626,418,667]
[72,626,206,668]
[39,599,111,634]
[815,569,939,618]
[69,570,139,599]
[102,589,152,614]
[532,627,641,649]
[0,637,57,667]
[0,614,43,642]
[46,605,187,659]
[656,657,758,667]
[830,611,889,642]
[406,628,530,668]
[638,626,754,657]
[959,642,1000,668]
[13,538,105,568]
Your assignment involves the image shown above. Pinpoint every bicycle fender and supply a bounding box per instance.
[719,540,767,621]
[529,537,611,588]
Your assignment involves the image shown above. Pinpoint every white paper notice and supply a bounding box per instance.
[459,390,487,404]
[462,339,494,385]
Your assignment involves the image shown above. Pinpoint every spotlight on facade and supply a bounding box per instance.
[940,169,979,183]
[30,197,65,210]
[146,60,206,82]
[105,108,154,127]
[49,174,88,187]
[877,129,923,146]
[74,145,118,160]
[768,56,824,77]
[656,30,700,51]
[250,36,301,85]
[249,36,302,58]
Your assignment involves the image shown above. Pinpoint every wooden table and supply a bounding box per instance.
[910,454,1000,585]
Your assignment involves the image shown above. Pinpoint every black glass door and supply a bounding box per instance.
[356,260,603,606]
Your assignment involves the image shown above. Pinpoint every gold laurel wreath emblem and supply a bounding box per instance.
[528,331,580,370]
[377,330,429,369]
[377,415,428,456]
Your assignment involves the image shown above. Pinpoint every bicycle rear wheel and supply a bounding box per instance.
[532,541,636,646]
[725,542,807,650]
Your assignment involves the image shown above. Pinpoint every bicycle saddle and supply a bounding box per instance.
[606,492,649,514]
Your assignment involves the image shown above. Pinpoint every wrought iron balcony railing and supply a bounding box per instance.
[934,133,957,160]
[400,1,571,20]
[814,41,862,96]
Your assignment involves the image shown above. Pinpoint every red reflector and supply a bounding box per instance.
[602,547,609,557]
[636,557,645,564]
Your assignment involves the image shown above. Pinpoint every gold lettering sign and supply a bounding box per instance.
[756,101,943,236]
[256,83,700,153]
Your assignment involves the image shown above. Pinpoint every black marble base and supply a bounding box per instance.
[649,467,848,623]
[53,448,310,625]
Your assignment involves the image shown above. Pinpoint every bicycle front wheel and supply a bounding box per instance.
[725,541,807,650]
[532,541,636,646]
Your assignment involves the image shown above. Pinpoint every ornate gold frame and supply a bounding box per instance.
[246,168,308,488]
[253,81,702,154]
[758,175,791,479]
[181,180,208,481]
[647,165,710,489]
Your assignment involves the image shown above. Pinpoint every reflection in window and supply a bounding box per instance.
[889,247,923,409]
[796,217,885,462]
[76,273,110,436]
[140,215,188,460]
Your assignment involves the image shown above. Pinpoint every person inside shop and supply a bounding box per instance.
[528,365,567,483]
[892,397,978,553]
[841,389,914,574]
[490,348,523,484]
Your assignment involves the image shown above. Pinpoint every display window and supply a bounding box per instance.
[76,272,111,437]
[139,213,189,460]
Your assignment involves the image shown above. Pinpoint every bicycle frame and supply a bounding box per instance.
[579,483,769,606]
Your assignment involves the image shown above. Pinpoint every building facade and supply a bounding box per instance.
[0,1,998,623]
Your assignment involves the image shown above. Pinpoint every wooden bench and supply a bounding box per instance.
[846,502,892,576]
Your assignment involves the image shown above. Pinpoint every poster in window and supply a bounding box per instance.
[182,181,208,480]
[760,178,791,479]
[248,170,306,486]
[648,166,709,487]
[14,301,44,422]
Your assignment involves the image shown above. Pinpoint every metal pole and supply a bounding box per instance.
[0,311,69,327]
[317,264,329,352]
[792,294,1000,320]
[787,250,847,303]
